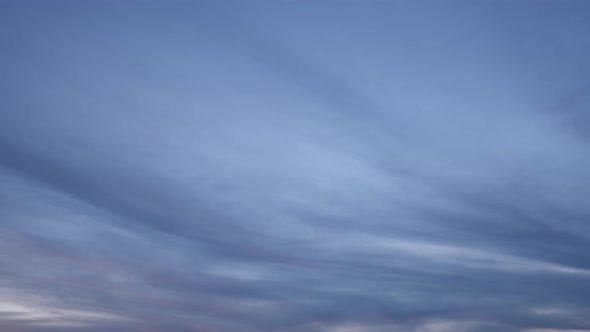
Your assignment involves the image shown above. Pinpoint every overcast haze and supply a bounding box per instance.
[2,1,590,331]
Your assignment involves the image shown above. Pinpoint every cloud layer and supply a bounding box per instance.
[2,1,590,331]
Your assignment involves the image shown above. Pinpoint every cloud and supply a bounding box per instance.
[2,0,590,331]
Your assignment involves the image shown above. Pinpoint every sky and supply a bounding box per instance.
[2,0,590,331]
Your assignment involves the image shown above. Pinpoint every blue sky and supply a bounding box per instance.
[2,1,590,331]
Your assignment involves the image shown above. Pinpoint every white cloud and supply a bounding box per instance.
[0,288,133,328]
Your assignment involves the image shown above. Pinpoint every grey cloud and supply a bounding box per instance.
[2,1,590,332]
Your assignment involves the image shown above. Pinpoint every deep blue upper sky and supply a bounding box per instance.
[2,1,590,331]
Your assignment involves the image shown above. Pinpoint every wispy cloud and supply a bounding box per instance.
[2,1,590,331]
